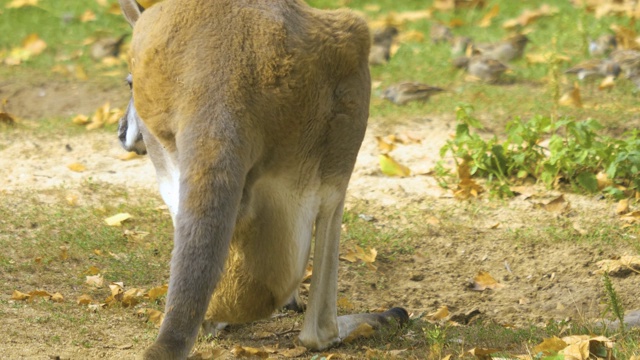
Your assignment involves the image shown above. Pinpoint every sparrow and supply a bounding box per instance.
[369,26,398,65]
[473,34,529,62]
[588,34,617,57]
[467,55,508,83]
[610,49,640,77]
[90,34,128,60]
[382,82,445,105]
[451,36,472,56]
[430,23,453,44]
[564,59,621,80]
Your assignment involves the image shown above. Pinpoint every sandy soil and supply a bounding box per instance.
[1,80,639,359]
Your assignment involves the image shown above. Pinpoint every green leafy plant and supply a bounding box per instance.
[436,105,640,197]
[602,272,626,333]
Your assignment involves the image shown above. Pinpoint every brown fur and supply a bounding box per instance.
[118,1,400,359]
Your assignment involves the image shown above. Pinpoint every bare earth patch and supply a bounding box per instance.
[1,82,639,359]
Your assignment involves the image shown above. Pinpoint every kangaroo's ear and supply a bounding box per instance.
[119,0,143,28]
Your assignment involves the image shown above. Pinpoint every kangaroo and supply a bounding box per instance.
[117,0,408,358]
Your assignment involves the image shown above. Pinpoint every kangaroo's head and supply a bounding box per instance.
[117,0,147,155]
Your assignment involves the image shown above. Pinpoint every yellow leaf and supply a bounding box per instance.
[230,345,270,358]
[533,337,568,355]
[427,305,450,321]
[72,115,89,127]
[22,33,46,55]
[104,213,133,226]
[75,65,88,81]
[478,5,499,28]
[65,194,79,206]
[28,290,53,301]
[80,9,96,22]
[596,172,612,190]
[6,0,38,8]
[86,274,104,288]
[616,199,630,215]
[379,154,411,177]
[598,75,616,91]
[122,288,144,307]
[51,292,64,302]
[11,290,30,300]
[118,151,140,161]
[343,323,375,343]
[559,84,582,108]
[472,271,505,291]
[279,346,307,358]
[67,162,86,172]
[561,339,589,360]
[85,265,101,275]
[146,284,168,301]
[543,195,570,213]
[375,136,396,154]
[340,249,358,262]
[355,245,377,263]
[77,294,93,305]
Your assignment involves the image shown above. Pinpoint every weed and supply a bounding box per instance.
[602,272,626,333]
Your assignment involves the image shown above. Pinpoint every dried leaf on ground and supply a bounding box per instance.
[124,229,150,241]
[51,292,64,302]
[86,274,104,288]
[541,194,570,213]
[279,346,307,358]
[11,290,30,301]
[337,296,355,311]
[104,213,133,226]
[426,305,450,321]
[478,4,500,27]
[80,9,96,22]
[471,271,505,291]
[85,265,101,275]
[454,160,484,199]
[340,245,378,270]
[379,154,411,177]
[77,294,93,305]
[146,284,169,301]
[343,323,375,343]
[230,345,269,358]
[118,151,141,161]
[597,171,612,190]
[559,84,582,108]
[599,75,616,90]
[502,4,559,29]
[616,199,629,214]
[6,0,38,8]
[4,34,47,65]
[137,308,164,325]
[534,336,568,355]
[59,245,69,260]
[375,136,396,154]
[595,255,640,276]
[67,162,86,172]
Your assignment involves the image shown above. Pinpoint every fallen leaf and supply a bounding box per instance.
[379,154,411,177]
[71,114,90,125]
[559,83,582,108]
[80,9,96,22]
[138,308,164,327]
[51,292,64,302]
[230,345,269,358]
[375,136,396,154]
[561,339,589,360]
[118,151,141,161]
[595,255,640,276]
[59,245,69,261]
[599,75,616,90]
[597,171,612,190]
[11,290,30,301]
[616,199,629,215]
[122,288,145,307]
[542,195,570,213]
[6,0,38,9]
[123,229,150,241]
[468,347,501,359]
[472,271,505,291]
[86,274,104,288]
[146,284,168,301]
[534,336,568,355]
[279,346,307,358]
[502,4,559,29]
[426,305,450,321]
[85,265,101,275]
[67,162,86,172]
[77,294,93,305]
[478,5,499,28]
[104,213,133,226]
[343,323,375,343]
[0,112,16,125]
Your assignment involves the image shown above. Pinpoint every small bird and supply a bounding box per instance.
[564,59,621,80]
[382,82,445,105]
[610,49,640,77]
[369,26,398,65]
[90,34,128,60]
[467,56,508,83]
[430,23,453,44]
[473,34,529,62]
[451,36,472,56]
[588,34,617,57]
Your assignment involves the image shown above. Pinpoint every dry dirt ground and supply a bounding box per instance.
[1,80,639,359]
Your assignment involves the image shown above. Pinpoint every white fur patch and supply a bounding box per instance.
[124,105,140,150]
